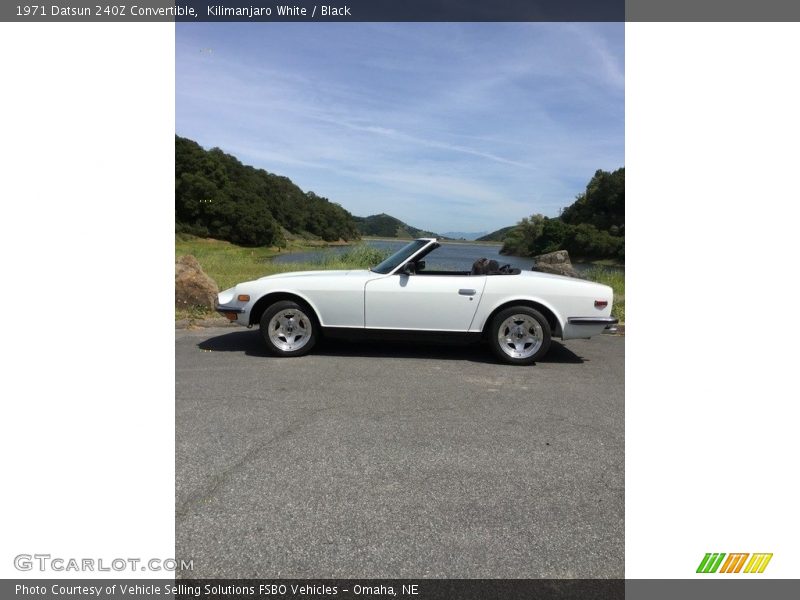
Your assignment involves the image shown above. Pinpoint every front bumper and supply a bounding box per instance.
[215,303,246,322]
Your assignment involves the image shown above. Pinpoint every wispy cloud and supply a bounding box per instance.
[332,121,531,168]
[176,23,623,233]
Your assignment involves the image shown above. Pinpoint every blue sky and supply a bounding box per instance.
[176,23,623,234]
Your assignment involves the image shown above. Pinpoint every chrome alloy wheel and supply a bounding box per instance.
[267,308,313,352]
[497,313,544,359]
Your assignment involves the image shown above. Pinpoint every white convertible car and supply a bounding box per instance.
[215,238,617,365]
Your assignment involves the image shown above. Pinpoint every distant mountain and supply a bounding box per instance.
[354,213,440,239]
[477,226,515,242]
[441,231,489,241]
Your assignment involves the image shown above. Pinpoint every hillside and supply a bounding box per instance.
[175,136,359,246]
[477,226,515,242]
[354,213,440,239]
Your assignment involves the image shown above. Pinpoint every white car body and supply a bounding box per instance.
[216,239,617,362]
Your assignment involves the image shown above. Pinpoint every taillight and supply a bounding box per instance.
[595,300,608,309]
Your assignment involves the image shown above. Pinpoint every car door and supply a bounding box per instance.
[364,273,487,331]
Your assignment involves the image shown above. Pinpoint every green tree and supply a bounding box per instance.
[560,168,625,232]
[175,136,360,246]
[501,215,571,256]
[499,167,625,260]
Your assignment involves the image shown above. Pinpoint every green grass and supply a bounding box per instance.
[175,237,390,321]
[583,266,625,324]
[314,244,390,269]
[176,236,287,290]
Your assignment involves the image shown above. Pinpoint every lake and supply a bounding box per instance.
[271,239,623,274]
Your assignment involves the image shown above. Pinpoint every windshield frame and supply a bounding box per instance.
[370,239,438,275]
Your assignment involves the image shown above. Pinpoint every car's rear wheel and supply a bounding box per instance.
[489,306,551,365]
[260,300,318,357]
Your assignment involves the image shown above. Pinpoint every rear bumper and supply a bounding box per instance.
[567,317,619,326]
[563,316,619,339]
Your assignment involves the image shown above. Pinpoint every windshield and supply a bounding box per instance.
[371,239,430,274]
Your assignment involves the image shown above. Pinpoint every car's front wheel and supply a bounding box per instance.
[489,306,551,365]
[259,300,318,357]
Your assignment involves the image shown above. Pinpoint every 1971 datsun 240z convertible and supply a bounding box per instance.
[215,239,617,365]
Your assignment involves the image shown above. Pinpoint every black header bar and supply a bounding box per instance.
[5,0,800,22]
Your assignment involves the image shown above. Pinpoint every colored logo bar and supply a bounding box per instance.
[697,553,773,573]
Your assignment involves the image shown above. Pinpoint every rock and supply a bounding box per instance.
[531,250,581,278]
[175,255,219,310]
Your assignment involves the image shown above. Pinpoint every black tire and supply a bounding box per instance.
[259,300,319,357]
[488,306,552,365]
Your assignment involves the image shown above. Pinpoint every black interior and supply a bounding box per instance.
[412,261,520,276]
[403,246,521,276]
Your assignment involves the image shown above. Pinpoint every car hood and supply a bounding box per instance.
[258,269,370,281]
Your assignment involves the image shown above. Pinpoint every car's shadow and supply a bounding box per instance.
[196,330,585,365]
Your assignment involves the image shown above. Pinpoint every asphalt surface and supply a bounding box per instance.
[176,327,624,578]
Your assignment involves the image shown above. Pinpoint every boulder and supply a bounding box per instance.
[531,250,581,278]
[175,255,219,310]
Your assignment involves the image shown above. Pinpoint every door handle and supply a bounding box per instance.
[458,289,477,296]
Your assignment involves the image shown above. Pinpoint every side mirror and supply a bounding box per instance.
[400,262,415,276]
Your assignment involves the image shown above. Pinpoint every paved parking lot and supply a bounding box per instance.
[176,327,624,578]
